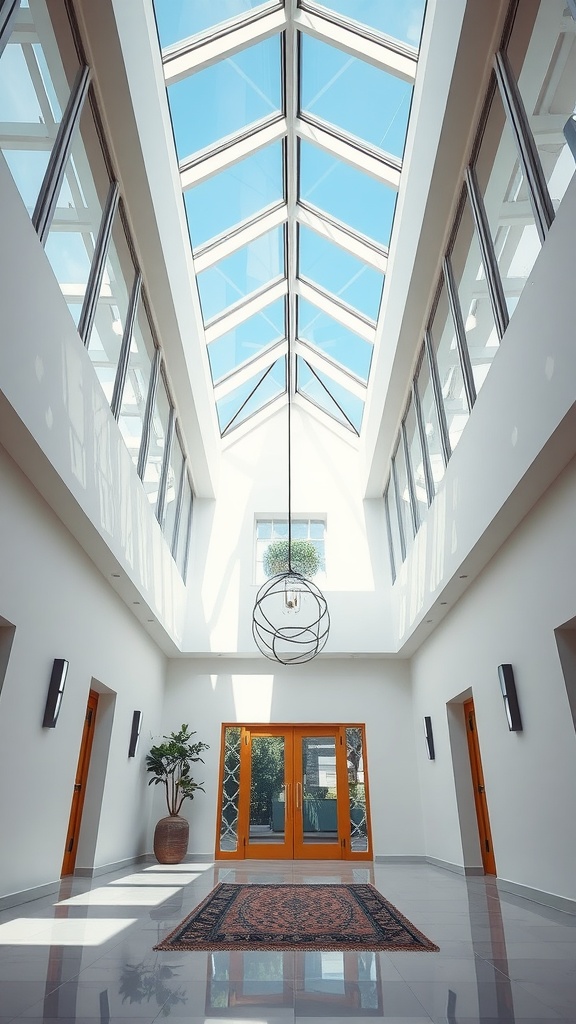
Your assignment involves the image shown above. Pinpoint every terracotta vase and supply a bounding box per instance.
[153,814,189,864]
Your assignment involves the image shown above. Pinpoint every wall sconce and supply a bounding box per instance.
[42,658,69,728]
[498,664,523,732]
[424,716,435,760]
[128,710,143,757]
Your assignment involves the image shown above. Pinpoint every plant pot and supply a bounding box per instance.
[153,814,189,864]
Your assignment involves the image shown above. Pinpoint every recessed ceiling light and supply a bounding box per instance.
[459,574,468,579]
[133,601,140,605]
[111,573,120,578]
[147,618,154,623]
[426,619,432,623]
[440,601,447,605]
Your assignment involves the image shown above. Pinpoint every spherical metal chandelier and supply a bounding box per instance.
[252,570,330,665]
[252,349,330,664]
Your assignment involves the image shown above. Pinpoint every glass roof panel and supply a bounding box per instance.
[298,298,372,381]
[297,357,363,433]
[197,225,285,322]
[155,0,277,48]
[299,139,396,247]
[300,34,412,158]
[168,35,281,159]
[299,225,383,321]
[208,297,285,383]
[185,142,284,249]
[308,0,426,47]
[217,357,286,433]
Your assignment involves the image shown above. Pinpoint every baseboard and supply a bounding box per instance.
[74,854,149,878]
[496,876,576,915]
[426,856,484,876]
[374,855,427,864]
[0,879,61,912]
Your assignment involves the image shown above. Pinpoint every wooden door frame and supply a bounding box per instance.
[61,690,99,876]
[463,698,497,875]
[215,722,372,861]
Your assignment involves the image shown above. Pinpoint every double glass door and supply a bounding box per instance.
[217,725,371,860]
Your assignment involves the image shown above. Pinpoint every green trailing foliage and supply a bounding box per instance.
[145,724,209,816]
[263,539,321,578]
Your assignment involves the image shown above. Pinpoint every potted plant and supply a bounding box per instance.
[146,724,209,864]
[263,539,321,578]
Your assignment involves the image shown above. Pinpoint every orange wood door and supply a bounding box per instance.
[293,727,344,860]
[242,727,295,860]
[464,698,497,875]
[61,691,99,876]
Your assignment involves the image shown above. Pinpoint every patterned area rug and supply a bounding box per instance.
[154,883,439,952]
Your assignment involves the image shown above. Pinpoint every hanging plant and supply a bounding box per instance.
[263,539,321,578]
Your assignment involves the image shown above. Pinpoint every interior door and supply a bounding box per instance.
[464,698,497,875]
[243,727,294,859]
[293,728,343,860]
[61,690,99,876]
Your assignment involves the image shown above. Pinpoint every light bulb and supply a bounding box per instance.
[283,582,301,614]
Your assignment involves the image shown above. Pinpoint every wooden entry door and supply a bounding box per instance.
[217,724,371,861]
[61,690,99,876]
[464,699,496,875]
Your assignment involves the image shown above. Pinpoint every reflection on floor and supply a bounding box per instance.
[0,859,575,1022]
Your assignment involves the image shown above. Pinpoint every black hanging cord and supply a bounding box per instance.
[287,350,292,572]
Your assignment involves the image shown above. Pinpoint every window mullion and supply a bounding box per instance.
[171,457,187,557]
[465,165,509,339]
[401,417,419,535]
[32,64,91,244]
[424,328,451,466]
[78,180,120,345]
[110,271,143,420]
[0,0,18,58]
[443,254,476,413]
[156,404,175,525]
[383,485,397,583]
[391,452,406,563]
[413,371,434,507]
[137,348,160,480]
[494,49,554,241]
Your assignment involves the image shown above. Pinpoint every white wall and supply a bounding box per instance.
[0,445,167,902]
[186,407,393,654]
[412,456,576,901]
[163,657,424,858]
[0,153,188,652]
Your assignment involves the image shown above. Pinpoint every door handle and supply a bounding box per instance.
[296,782,302,810]
[74,784,81,792]
[478,784,485,793]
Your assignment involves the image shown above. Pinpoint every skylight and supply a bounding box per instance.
[153,0,426,437]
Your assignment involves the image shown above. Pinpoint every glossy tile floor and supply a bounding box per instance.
[0,859,575,1023]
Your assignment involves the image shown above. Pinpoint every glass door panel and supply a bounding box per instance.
[294,729,344,860]
[245,728,294,859]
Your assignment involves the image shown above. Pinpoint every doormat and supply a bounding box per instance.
[154,882,439,952]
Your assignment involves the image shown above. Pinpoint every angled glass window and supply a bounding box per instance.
[417,344,445,491]
[44,97,112,328]
[0,0,80,215]
[84,212,136,404]
[217,357,286,433]
[168,35,282,159]
[297,358,363,433]
[392,440,413,553]
[117,294,156,465]
[142,370,171,506]
[299,140,396,247]
[299,226,382,320]
[449,194,499,397]
[310,0,426,46]
[474,83,540,320]
[297,298,372,381]
[429,281,469,455]
[197,225,285,322]
[185,142,284,248]
[154,0,277,48]
[404,397,427,522]
[384,477,402,579]
[162,430,185,549]
[174,473,193,580]
[300,35,412,158]
[208,297,285,383]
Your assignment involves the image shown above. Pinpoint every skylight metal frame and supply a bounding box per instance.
[154,0,424,438]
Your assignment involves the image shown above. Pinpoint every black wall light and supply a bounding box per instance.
[42,658,69,728]
[424,716,435,760]
[128,710,143,757]
[498,663,523,732]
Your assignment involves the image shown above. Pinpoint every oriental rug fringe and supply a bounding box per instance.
[154,882,439,952]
